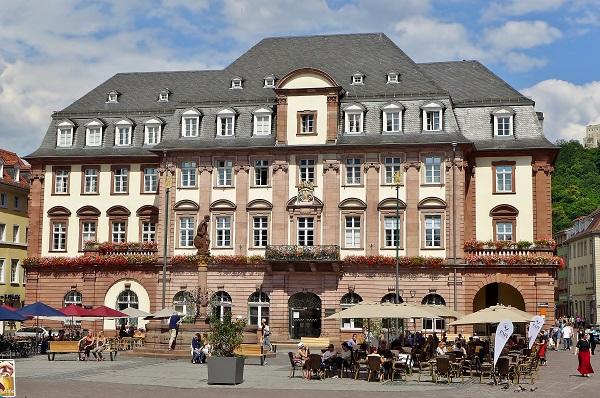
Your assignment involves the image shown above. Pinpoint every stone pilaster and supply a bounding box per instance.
[322,160,340,245]
[404,158,420,257]
[271,161,289,245]
[364,160,380,255]
[234,162,250,255]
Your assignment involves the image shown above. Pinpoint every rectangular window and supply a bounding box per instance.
[81,221,96,247]
[424,215,442,247]
[57,128,73,147]
[83,168,99,194]
[496,222,513,241]
[300,113,315,133]
[10,260,18,284]
[219,116,234,136]
[495,165,513,193]
[254,115,271,135]
[0,224,5,241]
[54,169,69,194]
[345,158,361,185]
[384,157,402,184]
[384,216,400,248]
[143,167,158,193]
[0,259,4,284]
[52,222,67,251]
[183,117,198,137]
[425,110,441,131]
[347,113,362,133]
[141,222,156,243]
[216,216,232,247]
[86,127,102,146]
[12,225,19,243]
[497,117,511,136]
[424,156,442,184]
[145,125,160,145]
[345,216,361,248]
[253,216,268,248]
[116,127,131,146]
[217,160,233,187]
[181,161,197,188]
[297,217,314,246]
[384,111,401,132]
[179,217,194,248]
[13,196,19,210]
[113,167,129,193]
[299,159,315,183]
[254,160,269,186]
[422,318,445,331]
[111,222,126,243]
[0,193,6,207]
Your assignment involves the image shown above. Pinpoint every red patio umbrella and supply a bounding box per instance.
[60,305,94,317]
[89,306,127,318]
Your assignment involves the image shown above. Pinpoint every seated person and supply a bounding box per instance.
[133,329,143,338]
[294,342,310,378]
[436,341,447,356]
[453,342,467,357]
[338,342,353,369]
[191,333,206,364]
[322,343,338,371]
[91,331,107,361]
[78,331,95,361]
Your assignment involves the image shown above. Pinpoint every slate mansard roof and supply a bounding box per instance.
[27,33,556,159]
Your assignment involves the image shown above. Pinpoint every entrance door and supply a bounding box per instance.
[288,292,321,339]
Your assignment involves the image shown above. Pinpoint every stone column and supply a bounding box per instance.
[276,96,288,144]
[404,159,421,257]
[197,255,210,323]
[322,160,340,245]
[364,161,380,255]
[27,170,45,257]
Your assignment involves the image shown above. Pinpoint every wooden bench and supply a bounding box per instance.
[234,344,275,365]
[300,337,330,350]
[47,341,118,361]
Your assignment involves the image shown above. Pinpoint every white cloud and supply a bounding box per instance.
[522,79,600,142]
[484,21,562,51]
[482,0,566,21]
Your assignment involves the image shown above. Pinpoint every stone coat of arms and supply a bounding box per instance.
[297,180,314,203]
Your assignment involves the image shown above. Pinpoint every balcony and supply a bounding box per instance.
[83,241,159,256]
[265,245,340,262]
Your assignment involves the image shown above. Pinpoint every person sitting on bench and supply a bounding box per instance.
[91,331,107,361]
[79,331,95,361]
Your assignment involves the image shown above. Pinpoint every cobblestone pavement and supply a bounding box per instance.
[15,348,600,398]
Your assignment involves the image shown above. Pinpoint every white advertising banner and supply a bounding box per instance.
[494,320,514,367]
[528,315,545,349]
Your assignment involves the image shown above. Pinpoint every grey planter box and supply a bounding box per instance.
[207,356,245,385]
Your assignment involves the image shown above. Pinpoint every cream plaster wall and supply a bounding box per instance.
[475,156,533,241]
[280,74,331,89]
[248,186,273,204]
[286,95,328,146]
[174,187,199,206]
[103,279,150,330]
[42,165,159,257]
[419,185,446,201]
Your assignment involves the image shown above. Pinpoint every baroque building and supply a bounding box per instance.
[24,33,559,339]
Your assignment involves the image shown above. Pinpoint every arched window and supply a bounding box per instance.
[173,291,195,318]
[64,290,83,307]
[381,293,403,330]
[116,290,139,327]
[248,292,270,326]
[340,292,363,330]
[381,293,403,304]
[211,291,232,321]
[422,294,446,306]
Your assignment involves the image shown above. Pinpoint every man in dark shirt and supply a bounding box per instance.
[168,313,182,350]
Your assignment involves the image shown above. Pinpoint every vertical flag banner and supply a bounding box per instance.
[494,320,514,367]
[528,315,545,349]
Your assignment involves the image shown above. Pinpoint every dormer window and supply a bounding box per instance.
[85,120,103,147]
[56,120,74,147]
[253,107,273,136]
[343,104,365,134]
[263,75,275,88]
[492,107,515,137]
[387,73,399,84]
[421,101,444,132]
[230,77,243,89]
[144,118,162,145]
[158,89,170,102]
[114,120,133,146]
[382,103,404,133]
[351,72,364,85]
[217,108,236,137]
[181,108,201,137]
[106,90,119,103]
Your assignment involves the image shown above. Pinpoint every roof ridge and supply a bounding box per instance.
[417,60,477,65]
[260,32,387,41]
[114,69,223,76]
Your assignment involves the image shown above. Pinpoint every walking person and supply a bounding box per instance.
[591,326,598,355]
[168,312,182,350]
[575,333,594,377]
[563,323,573,351]
[260,319,272,364]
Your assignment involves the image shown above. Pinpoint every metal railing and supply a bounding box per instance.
[265,245,340,261]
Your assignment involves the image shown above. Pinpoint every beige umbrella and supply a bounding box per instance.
[326,302,438,320]
[144,307,181,320]
[448,305,534,326]
[120,306,151,318]
[422,305,464,319]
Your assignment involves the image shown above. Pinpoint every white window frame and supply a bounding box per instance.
[344,216,361,248]
[217,109,236,137]
[0,193,6,208]
[384,157,402,184]
[179,217,195,248]
[345,158,361,185]
[158,90,169,102]
[52,222,67,251]
[254,160,269,186]
[12,225,19,243]
[144,120,162,145]
[263,77,275,88]
[340,293,363,330]
[141,221,156,243]
[83,168,98,194]
[10,260,19,284]
[54,169,69,194]
[0,224,5,241]
[216,160,233,187]
[81,221,96,247]
[143,167,158,193]
[421,102,444,132]
[299,159,315,183]
[215,216,232,248]
[253,108,272,136]
[248,292,270,326]
[424,215,442,247]
[496,222,513,241]
[493,110,514,137]
[181,109,200,137]
[252,216,268,248]
[181,161,197,188]
[230,78,243,89]
[384,216,400,248]
[56,123,74,147]
[297,217,314,246]
[106,91,118,103]
[351,74,364,85]
[496,165,513,192]
[382,104,403,133]
[111,221,126,243]
[113,167,128,193]
[299,113,315,134]
[387,73,399,84]
[85,122,102,147]
[0,258,5,284]
[424,156,442,184]
[64,291,83,306]
[114,121,132,146]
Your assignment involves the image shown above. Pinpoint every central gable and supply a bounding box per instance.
[277,68,338,90]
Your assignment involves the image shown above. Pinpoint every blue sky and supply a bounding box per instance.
[1,0,599,155]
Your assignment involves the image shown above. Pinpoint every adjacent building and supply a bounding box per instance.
[0,149,30,312]
[23,33,559,339]
[584,124,600,148]
[555,210,600,324]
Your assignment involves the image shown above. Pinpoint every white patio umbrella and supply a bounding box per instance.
[448,305,534,326]
[144,307,181,320]
[120,306,151,318]
[325,302,438,320]
[421,305,464,319]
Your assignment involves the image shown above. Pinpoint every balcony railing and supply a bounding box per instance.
[464,247,554,258]
[265,245,340,262]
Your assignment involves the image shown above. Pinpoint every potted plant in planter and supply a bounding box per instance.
[205,315,246,385]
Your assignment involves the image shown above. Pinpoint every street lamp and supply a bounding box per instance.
[393,171,402,333]
[161,164,173,308]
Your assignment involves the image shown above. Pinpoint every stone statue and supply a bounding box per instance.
[194,215,211,255]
